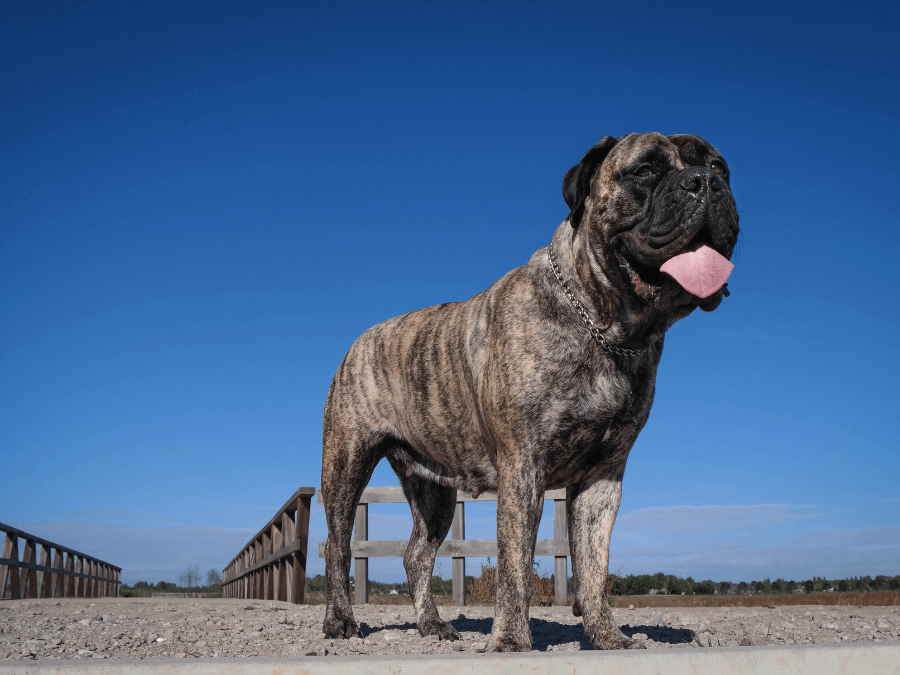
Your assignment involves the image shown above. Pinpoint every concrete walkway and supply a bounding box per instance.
[1,642,898,675]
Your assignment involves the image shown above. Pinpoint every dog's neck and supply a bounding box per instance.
[551,223,678,353]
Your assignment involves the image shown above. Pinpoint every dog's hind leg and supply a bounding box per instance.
[321,409,384,639]
[388,452,460,641]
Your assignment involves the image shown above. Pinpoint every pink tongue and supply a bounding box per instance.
[659,245,733,298]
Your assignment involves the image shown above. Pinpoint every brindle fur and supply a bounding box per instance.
[321,133,739,651]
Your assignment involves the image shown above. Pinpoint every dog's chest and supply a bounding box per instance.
[542,356,658,482]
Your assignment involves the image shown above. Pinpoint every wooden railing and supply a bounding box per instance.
[317,487,569,606]
[222,487,315,604]
[0,523,121,600]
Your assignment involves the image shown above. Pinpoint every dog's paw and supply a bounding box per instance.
[486,634,532,652]
[322,617,362,640]
[586,628,646,650]
[418,619,460,641]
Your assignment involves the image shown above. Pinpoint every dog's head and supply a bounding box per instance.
[563,133,739,313]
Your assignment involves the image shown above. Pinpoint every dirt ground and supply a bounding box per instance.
[1,597,897,660]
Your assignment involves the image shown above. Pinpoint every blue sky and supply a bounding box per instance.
[2,1,898,586]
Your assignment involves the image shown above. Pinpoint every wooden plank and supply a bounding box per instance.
[272,521,282,553]
[318,538,569,558]
[281,512,293,546]
[354,503,368,605]
[553,499,568,605]
[317,487,567,505]
[451,502,465,606]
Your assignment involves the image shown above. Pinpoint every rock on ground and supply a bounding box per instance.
[0,598,897,660]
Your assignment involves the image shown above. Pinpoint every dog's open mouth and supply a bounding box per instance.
[618,228,732,303]
[616,249,666,304]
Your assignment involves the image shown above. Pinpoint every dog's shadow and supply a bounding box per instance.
[365,617,694,650]
[619,623,695,646]
[525,619,694,650]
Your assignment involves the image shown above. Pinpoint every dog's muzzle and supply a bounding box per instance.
[616,167,739,307]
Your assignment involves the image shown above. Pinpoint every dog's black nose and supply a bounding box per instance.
[679,168,723,194]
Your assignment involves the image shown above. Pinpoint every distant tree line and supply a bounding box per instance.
[601,572,900,596]
[120,567,223,596]
[307,572,899,598]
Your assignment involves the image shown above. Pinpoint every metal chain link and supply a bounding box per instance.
[547,241,643,357]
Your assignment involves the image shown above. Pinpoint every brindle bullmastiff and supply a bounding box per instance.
[320,132,739,651]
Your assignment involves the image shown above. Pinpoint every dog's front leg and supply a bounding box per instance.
[567,471,646,650]
[487,462,544,652]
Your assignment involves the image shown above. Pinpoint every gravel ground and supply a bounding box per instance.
[1,598,898,661]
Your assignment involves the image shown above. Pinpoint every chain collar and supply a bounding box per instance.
[547,241,643,357]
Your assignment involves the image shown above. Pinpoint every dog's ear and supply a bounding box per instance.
[562,136,618,227]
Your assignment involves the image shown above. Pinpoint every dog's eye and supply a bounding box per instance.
[635,165,653,178]
[711,161,727,175]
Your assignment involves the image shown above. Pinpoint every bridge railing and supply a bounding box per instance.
[317,487,569,606]
[0,522,121,599]
[222,487,315,604]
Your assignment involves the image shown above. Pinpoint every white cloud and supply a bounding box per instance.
[616,503,820,534]
[609,527,900,581]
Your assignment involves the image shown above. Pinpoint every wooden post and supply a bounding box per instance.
[281,511,293,602]
[255,539,263,599]
[0,533,17,600]
[51,548,64,598]
[451,501,466,605]
[262,532,272,600]
[293,494,310,604]
[270,523,281,600]
[86,560,96,598]
[354,503,368,604]
[64,552,74,597]
[553,498,567,605]
[21,537,37,598]
[37,545,50,597]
